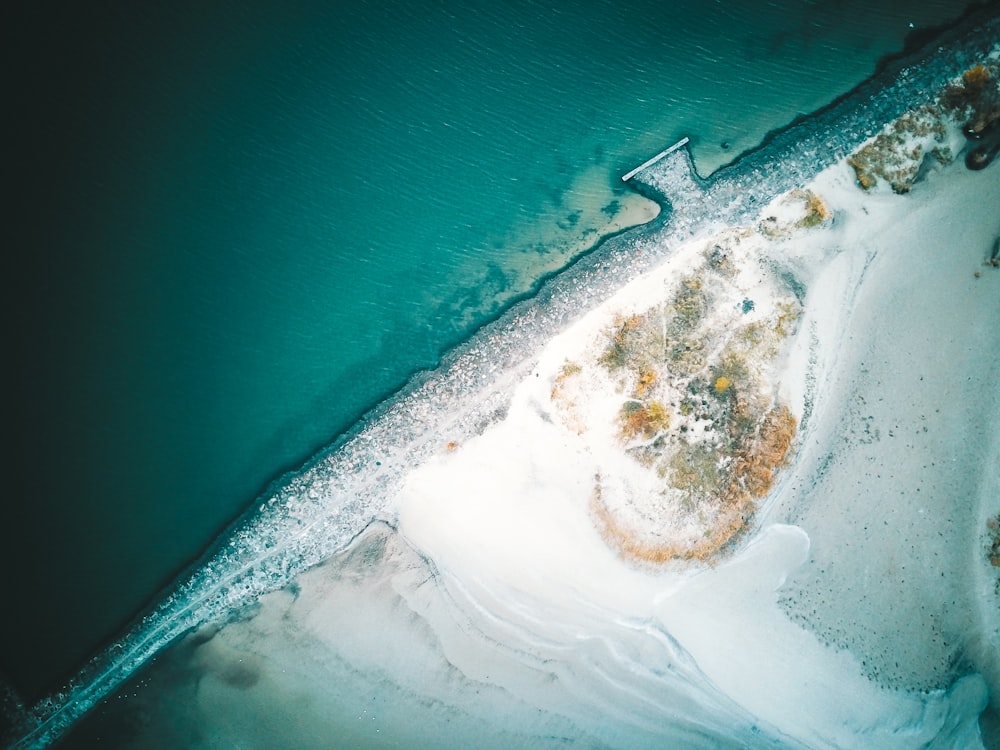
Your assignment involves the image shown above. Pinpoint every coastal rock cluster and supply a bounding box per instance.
[847,56,1000,192]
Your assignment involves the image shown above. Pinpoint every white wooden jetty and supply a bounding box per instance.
[621,137,689,182]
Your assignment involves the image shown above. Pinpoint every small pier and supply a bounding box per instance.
[621,137,690,182]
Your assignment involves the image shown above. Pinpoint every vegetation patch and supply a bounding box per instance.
[796,190,833,228]
[550,360,581,399]
[618,400,670,442]
[671,276,707,332]
[939,62,1000,135]
[846,107,951,193]
[847,58,1000,193]
[988,514,1000,569]
[759,189,833,236]
[550,359,586,434]
[590,406,796,565]
[599,313,648,371]
[559,230,802,564]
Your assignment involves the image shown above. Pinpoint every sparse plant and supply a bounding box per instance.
[737,322,766,348]
[940,63,1000,131]
[666,337,706,374]
[669,441,722,495]
[796,190,832,228]
[710,351,750,392]
[551,359,582,401]
[599,314,643,370]
[635,366,658,397]
[726,393,757,444]
[618,400,670,441]
[846,105,953,193]
[559,361,582,378]
[774,301,800,337]
[847,154,878,190]
[598,312,665,377]
[576,221,804,566]
[987,514,1000,568]
[706,244,733,274]
[670,275,707,332]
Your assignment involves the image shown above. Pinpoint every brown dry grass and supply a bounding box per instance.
[729,405,796,500]
[940,63,997,124]
[988,514,1000,568]
[797,190,832,228]
[550,360,582,401]
[964,64,992,92]
[593,405,797,565]
[634,366,658,397]
[591,478,755,564]
[846,108,949,193]
[618,400,670,441]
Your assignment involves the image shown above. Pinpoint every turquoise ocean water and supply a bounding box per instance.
[3,0,984,729]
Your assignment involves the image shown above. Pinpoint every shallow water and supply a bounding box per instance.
[3,0,993,743]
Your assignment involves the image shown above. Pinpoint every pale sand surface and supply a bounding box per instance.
[771,147,1000,716]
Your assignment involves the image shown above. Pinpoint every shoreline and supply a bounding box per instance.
[6,9,1000,749]
[397,55,1000,746]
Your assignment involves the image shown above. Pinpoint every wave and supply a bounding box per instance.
[6,7,999,749]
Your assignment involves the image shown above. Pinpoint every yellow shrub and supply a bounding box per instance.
[619,400,670,441]
[635,366,658,396]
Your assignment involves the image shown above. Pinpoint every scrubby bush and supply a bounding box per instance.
[728,405,796,500]
[850,60,1000,193]
[710,351,749,393]
[635,366,658,397]
[599,314,644,370]
[671,276,707,332]
[573,232,803,565]
[940,63,1000,133]
[550,360,582,401]
[847,106,950,193]
[988,514,1000,568]
[618,400,670,441]
[796,190,833,228]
